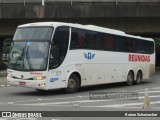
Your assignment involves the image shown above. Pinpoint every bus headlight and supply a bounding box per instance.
[7,73,13,78]
[34,76,46,80]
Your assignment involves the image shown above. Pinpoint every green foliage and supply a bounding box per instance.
[154,38,160,46]
[3,38,12,54]
[154,38,160,55]
[154,38,160,66]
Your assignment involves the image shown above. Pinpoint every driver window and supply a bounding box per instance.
[49,26,69,69]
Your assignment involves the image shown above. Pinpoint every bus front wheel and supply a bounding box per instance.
[64,74,79,93]
[127,71,134,86]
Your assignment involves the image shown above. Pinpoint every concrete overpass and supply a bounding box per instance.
[0,0,160,37]
[1,0,160,67]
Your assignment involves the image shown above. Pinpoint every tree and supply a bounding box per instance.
[154,38,160,66]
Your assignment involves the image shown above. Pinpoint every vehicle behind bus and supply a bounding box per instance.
[3,38,12,62]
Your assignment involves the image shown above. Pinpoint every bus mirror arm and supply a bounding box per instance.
[50,41,54,46]
[10,40,14,52]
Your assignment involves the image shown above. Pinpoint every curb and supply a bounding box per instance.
[0,73,7,77]
[0,69,7,77]
[0,72,7,77]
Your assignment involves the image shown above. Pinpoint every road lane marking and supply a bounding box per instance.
[13,99,113,106]
[12,100,160,109]
[1,87,160,109]
[0,95,88,105]
[0,89,160,106]
[11,94,160,107]
[1,92,160,106]
[139,90,160,94]
[2,90,160,105]
[151,87,160,90]
[83,101,160,108]
[10,90,160,105]
[131,87,160,92]
[14,93,160,106]
[139,95,160,99]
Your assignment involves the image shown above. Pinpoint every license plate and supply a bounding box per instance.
[19,81,26,86]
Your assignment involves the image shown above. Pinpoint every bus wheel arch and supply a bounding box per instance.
[135,70,143,85]
[64,72,81,93]
[126,70,134,86]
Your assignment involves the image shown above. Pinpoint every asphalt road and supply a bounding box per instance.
[0,71,160,120]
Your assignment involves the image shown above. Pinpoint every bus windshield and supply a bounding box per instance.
[8,27,53,71]
[13,27,53,41]
[8,42,49,71]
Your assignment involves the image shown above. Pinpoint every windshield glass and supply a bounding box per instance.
[13,27,53,41]
[8,26,53,71]
[8,42,49,71]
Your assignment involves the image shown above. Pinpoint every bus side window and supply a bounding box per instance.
[95,33,102,50]
[77,31,86,48]
[128,39,135,52]
[103,35,108,50]
[145,41,154,54]
[149,42,154,54]
[70,28,88,49]
[108,36,114,50]
[50,26,69,69]
[114,36,120,51]
[70,32,78,49]
[86,31,96,49]
[103,35,114,51]
[135,40,145,54]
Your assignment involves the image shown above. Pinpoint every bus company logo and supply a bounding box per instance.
[26,42,32,46]
[84,52,95,60]
[50,78,59,82]
[30,72,42,75]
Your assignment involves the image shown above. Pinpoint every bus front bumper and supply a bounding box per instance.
[7,78,47,90]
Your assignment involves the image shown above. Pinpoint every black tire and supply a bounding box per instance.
[135,71,142,85]
[127,71,134,86]
[64,74,79,93]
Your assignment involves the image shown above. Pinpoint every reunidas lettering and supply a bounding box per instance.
[128,54,150,62]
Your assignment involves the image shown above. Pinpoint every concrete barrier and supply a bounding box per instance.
[0,77,7,86]
[0,70,7,77]
[0,70,7,86]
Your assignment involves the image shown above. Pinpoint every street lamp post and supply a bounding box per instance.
[42,0,45,6]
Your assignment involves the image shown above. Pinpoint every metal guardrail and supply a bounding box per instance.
[0,0,160,4]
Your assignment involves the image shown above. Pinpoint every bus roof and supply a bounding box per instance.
[18,22,125,35]
[18,22,154,42]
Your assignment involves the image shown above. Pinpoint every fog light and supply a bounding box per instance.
[7,73,13,78]
[38,83,45,87]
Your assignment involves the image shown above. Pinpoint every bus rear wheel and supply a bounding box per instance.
[135,71,142,85]
[127,71,134,86]
[64,74,79,93]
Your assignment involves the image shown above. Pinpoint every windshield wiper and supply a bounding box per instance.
[26,45,33,71]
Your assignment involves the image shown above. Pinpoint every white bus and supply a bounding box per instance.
[7,22,155,93]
